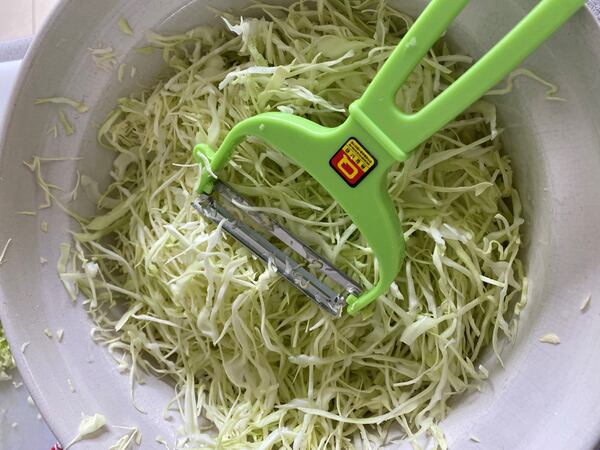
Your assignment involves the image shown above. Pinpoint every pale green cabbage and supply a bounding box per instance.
[0,322,15,380]
[0,238,16,380]
[58,1,527,448]
[119,18,135,37]
[65,413,107,449]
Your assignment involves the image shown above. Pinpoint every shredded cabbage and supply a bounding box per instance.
[109,426,142,450]
[538,333,560,345]
[118,63,127,83]
[0,238,12,265]
[47,124,59,138]
[59,1,527,448]
[0,323,15,380]
[486,68,563,101]
[580,294,591,312]
[65,413,107,449]
[58,110,75,136]
[35,97,89,113]
[89,46,118,72]
[119,18,134,37]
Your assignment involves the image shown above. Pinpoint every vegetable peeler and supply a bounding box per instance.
[193,0,585,316]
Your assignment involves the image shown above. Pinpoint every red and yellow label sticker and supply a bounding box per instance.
[329,138,377,187]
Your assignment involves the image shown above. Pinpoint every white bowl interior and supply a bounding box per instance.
[1,0,600,448]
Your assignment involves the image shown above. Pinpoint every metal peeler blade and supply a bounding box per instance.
[192,181,362,316]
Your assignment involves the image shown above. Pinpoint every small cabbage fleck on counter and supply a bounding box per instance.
[580,294,591,312]
[539,333,561,345]
[109,426,142,450]
[64,413,107,449]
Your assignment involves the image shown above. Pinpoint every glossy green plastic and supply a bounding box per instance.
[194,0,585,315]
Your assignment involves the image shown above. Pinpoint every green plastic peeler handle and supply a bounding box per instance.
[194,0,586,315]
[352,0,587,158]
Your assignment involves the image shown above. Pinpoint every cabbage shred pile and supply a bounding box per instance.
[63,1,526,448]
[0,323,15,380]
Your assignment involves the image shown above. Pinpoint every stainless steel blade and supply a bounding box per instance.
[192,182,362,315]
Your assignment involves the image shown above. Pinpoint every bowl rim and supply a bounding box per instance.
[2,1,600,448]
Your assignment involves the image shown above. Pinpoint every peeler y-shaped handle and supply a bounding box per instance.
[194,0,586,315]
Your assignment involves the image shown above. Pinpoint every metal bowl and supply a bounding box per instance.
[1,0,600,448]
